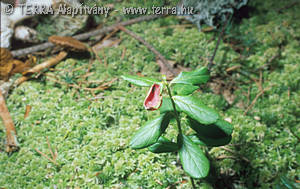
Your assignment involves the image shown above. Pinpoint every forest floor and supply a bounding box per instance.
[0,0,299,188]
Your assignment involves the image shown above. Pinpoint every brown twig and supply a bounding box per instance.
[14,51,68,86]
[11,15,163,57]
[121,47,126,60]
[244,87,270,115]
[244,70,272,115]
[35,148,58,166]
[91,29,120,65]
[35,136,58,165]
[24,105,31,119]
[0,90,19,153]
[46,136,55,161]
[277,1,300,13]
[207,14,231,71]
[118,25,176,76]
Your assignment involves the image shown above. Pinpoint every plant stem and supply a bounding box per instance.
[165,83,197,189]
[190,177,196,189]
[165,84,182,135]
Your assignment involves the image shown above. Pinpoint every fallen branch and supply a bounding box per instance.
[11,15,163,57]
[207,14,231,71]
[14,51,68,86]
[118,25,176,76]
[0,90,19,153]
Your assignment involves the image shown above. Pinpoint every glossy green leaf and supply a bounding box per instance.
[172,84,199,95]
[214,119,234,136]
[159,97,180,114]
[148,136,179,153]
[188,135,206,146]
[188,118,233,146]
[130,113,172,149]
[121,75,160,87]
[173,95,219,125]
[170,67,210,85]
[179,134,210,178]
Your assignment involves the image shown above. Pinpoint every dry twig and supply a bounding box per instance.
[14,51,68,86]
[244,70,272,115]
[118,25,176,76]
[277,1,300,13]
[0,90,19,153]
[35,136,58,165]
[207,14,231,70]
[11,15,163,57]
[24,105,31,119]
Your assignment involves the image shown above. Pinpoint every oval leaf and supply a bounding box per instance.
[148,136,179,153]
[159,97,173,113]
[173,96,219,125]
[171,67,210,85]
[172,84,199,96]
[159,97,181,114]
[179,135,210,178]
[130,113,172,149]
[188,135,206,146]
[188,118,233,146]
[121,75,160,87]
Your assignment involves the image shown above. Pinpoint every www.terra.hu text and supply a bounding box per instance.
[122,6,194,15]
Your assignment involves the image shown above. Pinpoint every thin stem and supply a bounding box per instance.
[165,83,182,135]
[190,177,196,189]
[165,83,197,188]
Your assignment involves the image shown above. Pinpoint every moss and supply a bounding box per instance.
[1,0,300,188]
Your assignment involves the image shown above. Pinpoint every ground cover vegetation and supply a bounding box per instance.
[0,0,299,188]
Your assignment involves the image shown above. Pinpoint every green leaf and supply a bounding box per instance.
[121,75,160,87]
[130,113,172,149]
[160,97,174,113]
[188,118,233,146]
[214,119,234,136]
[148,136,179,153]
[173,96,219,125]
[170,67,210,85]
[172,84,199,95]
[179,135,210,178]
[188,135,206,146]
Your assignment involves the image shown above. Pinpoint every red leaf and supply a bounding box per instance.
[144,84,162,111]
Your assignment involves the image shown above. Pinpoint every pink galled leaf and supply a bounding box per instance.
[144,84,163,111]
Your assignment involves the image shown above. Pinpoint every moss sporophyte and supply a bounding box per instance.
[122,67,234,186]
